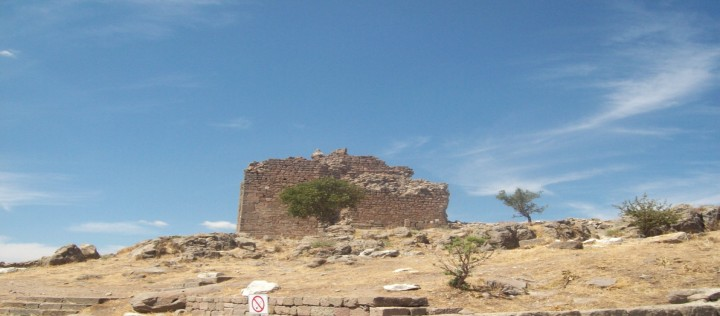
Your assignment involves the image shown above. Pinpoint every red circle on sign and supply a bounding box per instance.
[251,295,265,312]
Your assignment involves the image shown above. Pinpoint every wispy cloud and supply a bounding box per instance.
[609,127,683,137]
[3,1,239,43]
[549,8,720,135]
[0,236,57,263]
[213,117,252,129]
[447,4,719,203]
[0,50,17,58]
[630,171,720,206]
[201,220,236,231]
[0,171,90,211]
[68,220,169,234]
[383,137,430,157]
[566,202,617,220]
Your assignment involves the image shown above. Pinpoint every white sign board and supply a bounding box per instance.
[249,294,269,315]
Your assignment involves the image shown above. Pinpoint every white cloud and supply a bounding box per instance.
[0,50,17,58]
[138,220,168,227]
[68,220,169,234]
[0,236,56,263]
[201,220,236,231]
[213,117,252,129]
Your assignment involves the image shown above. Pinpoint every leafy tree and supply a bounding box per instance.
[436,236,492,290]
[614,193,680,237]
[496,188,546,223]
[280,177,365,225]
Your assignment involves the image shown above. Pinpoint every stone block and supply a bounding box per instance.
[39,303,64,310]
[296,305,312,316]
[328,297,345,307]
[275,305,298,315]
[303,297,321,306]
[343,297,359,308]
[311,306,336,316]
[372,297,428,307]
[61,304,89,311]
[370,307,411,316]
[350,308,371,316]
[232,296,248,304]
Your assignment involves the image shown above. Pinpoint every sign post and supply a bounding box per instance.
[249,294,269,315]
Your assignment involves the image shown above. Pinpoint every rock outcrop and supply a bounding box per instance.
[40,244,100,266]
[123,233,249,261]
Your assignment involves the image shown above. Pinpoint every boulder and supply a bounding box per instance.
[364,249,400,258]
[548,240,583,250]
[41,244,88,266]
[383,284,421,291]
[668,288,720,304]
[642,232,688,244]
[672,209,705,234]
[519,239,547,249]
[543,219,593,241]
[241,280,280,296]
[393,227,412,238]
[484,223,537,250]
[702,206,720,231]
[307,258,327,268]
[414,233,430,244]
[80,244,101,259]
[131,285,221,313]
[129,233,241,261]
[485,277,528,296]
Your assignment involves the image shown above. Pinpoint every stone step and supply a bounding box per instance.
[0,302,86,311]
[0,307,78,315]
[0,296,117,316]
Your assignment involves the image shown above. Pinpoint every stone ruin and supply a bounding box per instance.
[236,148,449,238]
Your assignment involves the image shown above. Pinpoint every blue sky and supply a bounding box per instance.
[1,1,719,263]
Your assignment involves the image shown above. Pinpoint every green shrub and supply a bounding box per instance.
[437,236,492,290]
[280,177,365,225]
[614,193,681,237]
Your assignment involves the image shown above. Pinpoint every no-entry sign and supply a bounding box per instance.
[249,294,268,315]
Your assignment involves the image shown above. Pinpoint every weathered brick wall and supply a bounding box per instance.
[237,149,449,238]
[185,295,430,316]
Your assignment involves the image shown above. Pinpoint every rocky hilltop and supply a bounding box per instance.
[1,205,719,315]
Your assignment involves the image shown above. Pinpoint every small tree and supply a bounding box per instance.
[614,193,680,237]
[496,188,546,223]
[280,177,365,225]
[436,236,492,290]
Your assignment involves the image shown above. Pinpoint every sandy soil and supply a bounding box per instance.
[1,229,718,315]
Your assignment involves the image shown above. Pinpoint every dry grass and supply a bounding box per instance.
[1,229,718,315]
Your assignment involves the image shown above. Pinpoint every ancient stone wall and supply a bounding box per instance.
[185,295,431,316]
[237,149,449,238]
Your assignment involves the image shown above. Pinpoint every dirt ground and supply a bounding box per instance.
[1,229,718,316]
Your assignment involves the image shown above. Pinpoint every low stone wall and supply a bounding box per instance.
[473,302,720,316]
[185,296,431,316]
